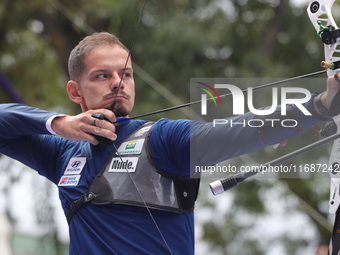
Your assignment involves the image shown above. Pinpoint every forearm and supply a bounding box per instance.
[191,95,325,166]
[0,104,68,182]
[0,103,59,139]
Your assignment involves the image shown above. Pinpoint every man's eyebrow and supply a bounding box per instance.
[122,67,133,72]
[89,67,133,75]
[91,69,109,73]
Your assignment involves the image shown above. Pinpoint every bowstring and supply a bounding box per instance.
[111,1,174,254]
[113,0,147,97]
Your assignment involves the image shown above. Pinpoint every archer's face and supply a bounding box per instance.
[71,45,135,117]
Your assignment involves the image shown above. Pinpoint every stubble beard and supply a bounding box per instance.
[107,100,129,118]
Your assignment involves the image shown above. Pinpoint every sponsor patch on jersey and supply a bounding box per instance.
[108,157,139,172]
[58,175,81,186]
[116,139,145,155]
[64,157,86,175]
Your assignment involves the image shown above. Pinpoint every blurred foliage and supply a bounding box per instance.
[0,0,338,254]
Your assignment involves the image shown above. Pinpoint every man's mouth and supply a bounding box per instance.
[103,92,129,101]
[112,95,126,100]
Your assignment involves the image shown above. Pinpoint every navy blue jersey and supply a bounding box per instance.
[0,100,323,255]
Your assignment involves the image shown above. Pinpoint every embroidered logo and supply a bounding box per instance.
[116,139,145,155]
[125,140,137,150]
[64,157,86,175]
[58,175,81,186]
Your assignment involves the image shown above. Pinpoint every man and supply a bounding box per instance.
[0,32,339,255]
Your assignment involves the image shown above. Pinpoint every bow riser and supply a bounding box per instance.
[308,0,337,31]
[308,0,340,214]
[308,0,340,77]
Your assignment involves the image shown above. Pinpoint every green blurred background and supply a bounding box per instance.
[0,0,337,254]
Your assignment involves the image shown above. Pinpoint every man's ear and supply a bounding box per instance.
[67,80,83,104]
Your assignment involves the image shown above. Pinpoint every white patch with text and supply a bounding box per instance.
[64,157,86,175]
[108,157,139,172]
[58,175,81,186]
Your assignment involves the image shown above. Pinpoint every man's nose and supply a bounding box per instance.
[111,74,124,91]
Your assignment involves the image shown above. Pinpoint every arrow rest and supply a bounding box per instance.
[317,21,340,45]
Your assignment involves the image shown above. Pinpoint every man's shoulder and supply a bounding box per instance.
[128,118,191,132]
[152,118,190,129]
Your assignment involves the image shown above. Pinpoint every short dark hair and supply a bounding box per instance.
[68,32,128,82]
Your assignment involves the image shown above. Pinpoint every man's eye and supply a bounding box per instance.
[122,72,132,78]
[96,74,108,79]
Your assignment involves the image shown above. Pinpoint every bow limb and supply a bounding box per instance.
[308,0,340,215]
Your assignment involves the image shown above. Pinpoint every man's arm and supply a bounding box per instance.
[50,109,117,145]
[0,104,67,182]
[192,75,340,166]
[150,76,340,177]
[0,103,119,145]
[314,74,340,117]
[0,104,117,183]
[0,104,61,138]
